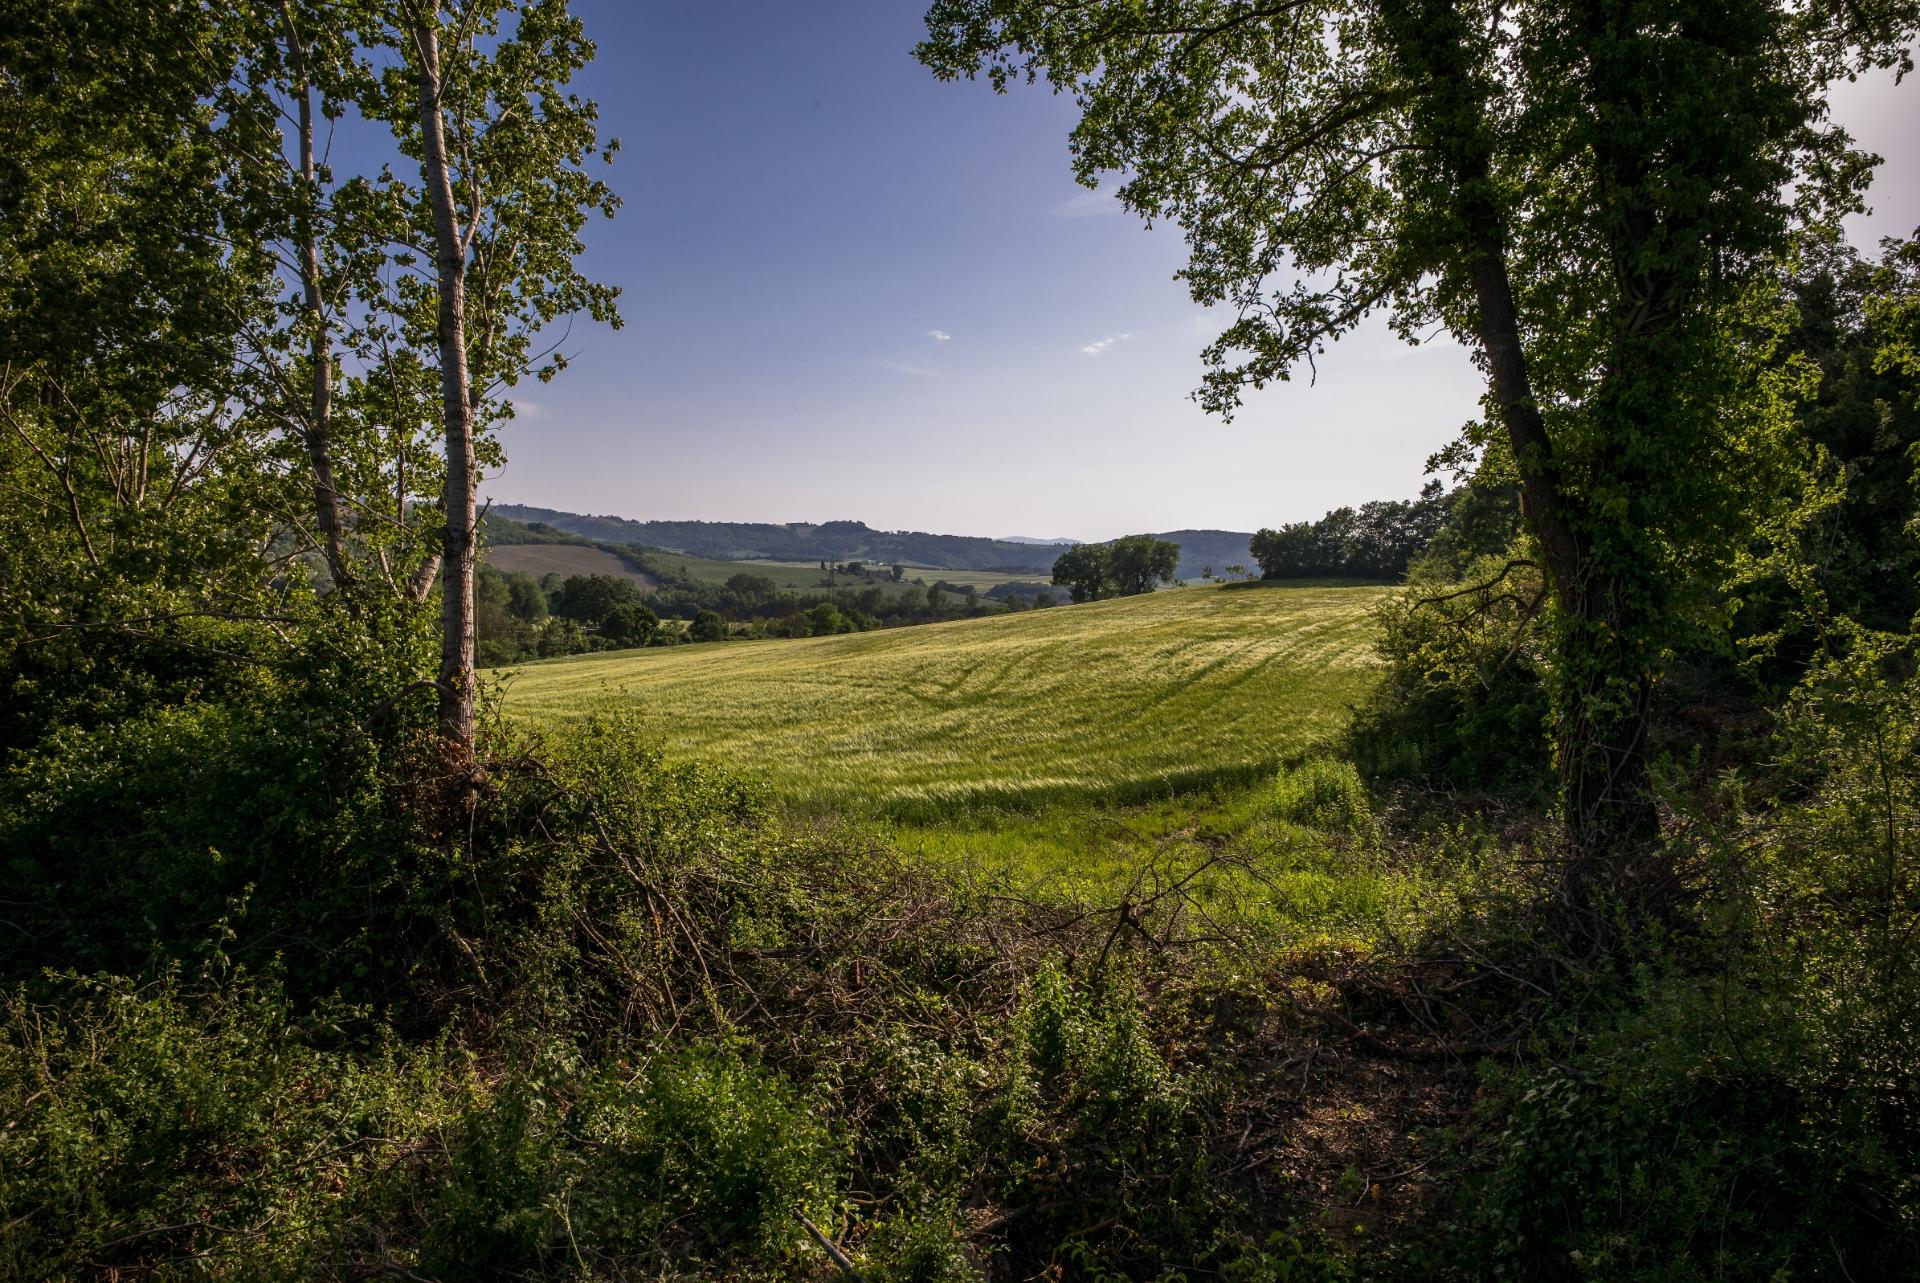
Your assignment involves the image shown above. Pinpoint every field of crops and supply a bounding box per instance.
[485,543,657,588]
[503,583,1391,817]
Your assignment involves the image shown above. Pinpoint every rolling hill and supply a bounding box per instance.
[503,582,1390,817]
[492,504,1076,571]
[490,502,1255,581]
[486,543,657,589]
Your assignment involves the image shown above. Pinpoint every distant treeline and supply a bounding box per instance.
[477,517,1060,663]
[493,504,1074,573]
[492,503,1265,581]
[1249,482,1456,581]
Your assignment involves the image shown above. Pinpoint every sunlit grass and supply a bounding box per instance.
[502,582,1393,819]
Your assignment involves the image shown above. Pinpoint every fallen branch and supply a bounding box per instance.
[795,1211,864,1281]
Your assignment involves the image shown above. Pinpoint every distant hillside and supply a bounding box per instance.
[487,544,657,590]
[494,504,1076,572]
[491,503,1253,581]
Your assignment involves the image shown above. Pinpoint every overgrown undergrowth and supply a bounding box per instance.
[4,645,1916,1280]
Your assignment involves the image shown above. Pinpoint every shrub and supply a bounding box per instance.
[1459,630,1920,1281]
[0,969,436,1280]
[1273,757,1374,836]
[421,1048,840,1276]
[1349,552,1553,796]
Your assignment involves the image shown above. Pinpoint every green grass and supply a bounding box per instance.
[803,563,1046,591]
[485,543,657,588]
[641,551,1045,596]
[636,550,915,595]
[502,582,1392,819]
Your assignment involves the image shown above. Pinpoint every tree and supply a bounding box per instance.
[1054,536,1179,600]
[920,0,1918,916]
[504,570,548,623]
[601,602,658,649]
[690,609,728,642]
[725,572,778,604]
[1250,485,1453,579]
[1051,542,1110,602]
[1773,237,1920,633]
[1106,534,1181,596]
[0,3,305,752]
[807,602,845,635]
[356,0,622,758]
[549,573,641,626]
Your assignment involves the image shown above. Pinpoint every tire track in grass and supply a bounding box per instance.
[504,583,1395,811]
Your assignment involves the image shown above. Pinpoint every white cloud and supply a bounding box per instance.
[880,360,938,378]
[1080,333,1133,356]
[510,398,550,419]
[927,329,951,341]
[1055,188,1121,218]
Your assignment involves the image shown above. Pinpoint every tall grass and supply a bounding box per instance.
[502,583,1393,817]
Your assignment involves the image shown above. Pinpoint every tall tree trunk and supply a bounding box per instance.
[279,3,349,589]
[1384,0,1662,921]
[1465,231,1662,916]
[411,14,477,756]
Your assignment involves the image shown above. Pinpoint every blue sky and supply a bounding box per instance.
[487,1,1918,541]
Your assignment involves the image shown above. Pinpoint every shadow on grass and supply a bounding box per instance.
[1216,577,1399,590]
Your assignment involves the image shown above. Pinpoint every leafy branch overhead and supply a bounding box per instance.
[921,0,1920,915]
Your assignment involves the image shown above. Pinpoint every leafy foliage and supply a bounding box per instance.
[1250,484,1452,581]
[1052,534,1181,602]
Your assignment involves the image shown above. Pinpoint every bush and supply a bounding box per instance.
[422,1049,840,1277]
[1458,630,1920,1281]
[0,971,844,1281]
[0,969,434,1280]
[1273,757,1374,836]
[1349,552,1553,796]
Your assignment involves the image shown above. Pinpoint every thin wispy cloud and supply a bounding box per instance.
[880,360,938,378]
[510,398,551,420]
[927,329,951,342]
[1080,332,1133,356]
[1055,188,1122,218]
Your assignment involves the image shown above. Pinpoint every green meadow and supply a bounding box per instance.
[503,582,1391,817]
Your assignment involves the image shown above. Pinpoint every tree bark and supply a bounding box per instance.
[279,3,350,589]
[411,14,477,757]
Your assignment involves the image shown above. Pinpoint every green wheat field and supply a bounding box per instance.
[503,582,1392,817]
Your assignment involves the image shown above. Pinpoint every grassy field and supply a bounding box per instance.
[643,550,1045,595]
[738,559,1048,592]
[486,543,657,588]
[899,566,1051,591]
[503,582,1391,818]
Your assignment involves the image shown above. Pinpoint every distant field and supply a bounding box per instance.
[650,551,873,592]
[503,583,1392,817]
[486,543,656,588]
[655,552,1043,595]
[891,566,1051,591]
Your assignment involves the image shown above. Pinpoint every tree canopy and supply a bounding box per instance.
[1053,535,1181,601]
[921,0,1920,916]
[1250,483,1454,580]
